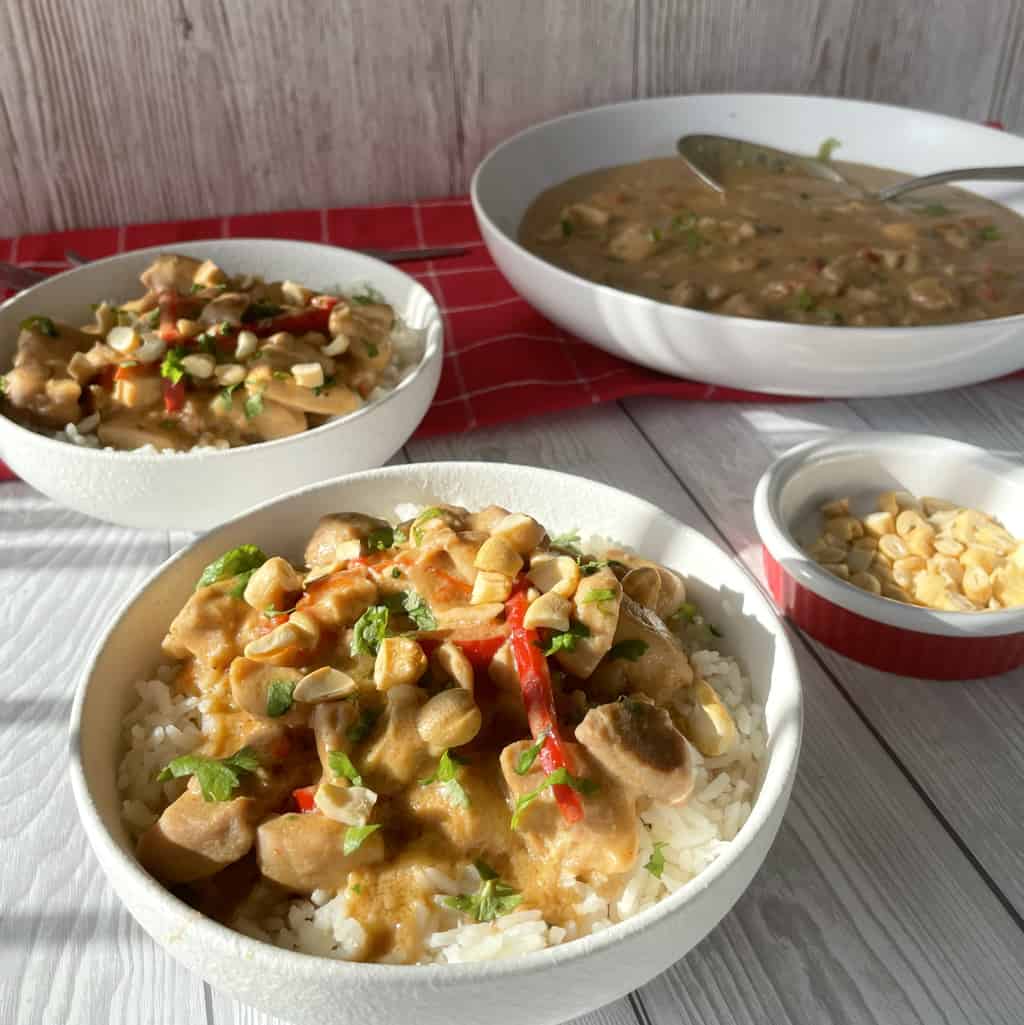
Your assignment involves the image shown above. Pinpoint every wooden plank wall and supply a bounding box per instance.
[0,0,1020,235]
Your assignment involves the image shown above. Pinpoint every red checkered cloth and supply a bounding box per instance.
[0,197,803,481]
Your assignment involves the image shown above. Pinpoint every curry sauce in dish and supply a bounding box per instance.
[1,254,422,451]
[520,156,1024,326]
[119,503,764,964]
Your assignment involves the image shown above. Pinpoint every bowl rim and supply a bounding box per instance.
[470,91,1024,337]
[69,460,803,983]
[753,430,1024,637]
[0,238,443,463]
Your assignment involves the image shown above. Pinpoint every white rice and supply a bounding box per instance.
[116,519,765,965]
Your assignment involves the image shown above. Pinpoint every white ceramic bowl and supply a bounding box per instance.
[0,239,443,530]
[70,462,802,1025]
[754,432,1024,678]
[472,93,1024,397]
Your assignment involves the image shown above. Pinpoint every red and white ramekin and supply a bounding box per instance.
[753,432,1024,679]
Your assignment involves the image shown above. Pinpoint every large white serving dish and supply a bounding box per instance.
[69,462,803,1025]
[0,239,443,530]
[472,93,1024,396]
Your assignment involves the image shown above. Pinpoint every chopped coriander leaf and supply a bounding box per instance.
[227,569,256,599]
[921,203,950,216]
[343,824,382,856]
[816,137,841,162]
[197,544,267,589]
[190,283,205,294]
[514,729,550,775]
[549,529,582,554]
[265,680,295,717]
[196,333,218,354]
[411,506,445,544]
[350,605,390,656]
[364,340,379,358]
[328,750,363,787]
[366,526,394,551]
[349,284,386,306]
[669,602,698,623]
[577,557,608,576]
[510,767,598,830]
[219,382,241,406]
[542,620,590,656]
[19,315,58,337]
[560,218,574,238]
[0,374,6,395]
[272,370,290,381]
[390,567,402,578]
[418,749,470,808]
[349,883,363,895]
[708,623,723,637]
[682,227,703,253]
[392,527,408,545]
[145,307,162,328]
[671,212,696,231]
[346,706,382,743]
[157,746,259,802]
[401,590,437,631]
[607,639,649,661]
[644,841,669,879]
[580,587,617,605]
[262,604,295,617]
[980,225,1002,241]
[160,347,187,384]
[795,287,815,312]
[441,861,522,922]
[244,391,264,419]
[647,227,662,242]
[242,301,283,321]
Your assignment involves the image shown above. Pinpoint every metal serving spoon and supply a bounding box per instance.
[677,133,1024,202]
[0,244,468,293]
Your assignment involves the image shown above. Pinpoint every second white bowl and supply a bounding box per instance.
[0,239,443,530]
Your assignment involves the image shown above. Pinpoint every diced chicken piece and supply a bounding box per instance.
[137,787,257,884]
[96,413,191,452]
[310,701,358,778]
[361,685,429,792]
[140,254,203,293]
[553,567,622,679]
[607,224,657,263]
[229,659,306,725]
[251,373,361,417]
[199,291,251,326]
[575,698,694,805]
[466,505,511,533]
[304,513,394,567]
[328,303,395,352]
[442,531,487,584]
[587,595,694,703]
[297,569,378,631]
[499,741,637,876]
[162,579,262,669]
[255,332,335,375]
[209,389,308,441]
[255,813,385,894]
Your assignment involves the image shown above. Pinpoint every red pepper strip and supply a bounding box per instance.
[292,785,317,813]
[452,635,505,672]
[162,377,185,413]
[504,591,583,824]
[249,306,332,339]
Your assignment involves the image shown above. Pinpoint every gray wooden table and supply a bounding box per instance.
[2,385,1024,1024]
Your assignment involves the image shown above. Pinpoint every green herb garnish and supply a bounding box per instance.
[157,746,259,802]
[160,347,187,384]
[400,590,437,631]
[580,587,617,605]
[346,706,381,743]
[607,639,649,661]
[419,749,469,808]
[343,824,382,855]
[19,315,58,338]
[644,841,669,879]
[510,767,598,829]
[542,620,590,656]
[350,605,390,656]
[390,567,402,578]
[244,391,265,419]
[265,680,295,717]
[795,287,816,312]
[921,203,950,216]
[514,730,550,775]
[219,381,242,407]
[560,218,574,238]
[313,374,336,396]
[980,225,1002,241]
[228,569,256,599]
[411,506,445,545]
[577,557,609,576]
[549,529,581,554]
[366,526,395,551]
[328,750,363,787]
[349,284,386,306]
[816,137,841,162]
[441,860,522,922]
[197,544,267,589]
[669,602,698,623]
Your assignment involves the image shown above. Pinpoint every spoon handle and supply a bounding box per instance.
[877,166,1024,202]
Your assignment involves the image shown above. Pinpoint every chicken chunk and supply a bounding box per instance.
[553,567,622,679]
[361,685,429,792]
[297,569,378,631]
[229,659,306,726]
[575,698,695,805]
[140,254,203,293]
[304,513,393,567]
[137,787,257,885]
[255,812,386,894]
[162,579,261,669]
[499,741,637,876]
